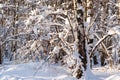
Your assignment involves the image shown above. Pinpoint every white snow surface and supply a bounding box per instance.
[91,66,120,80]
[0,62,77,80]
[0,62,120,80]
[105,74,120,80]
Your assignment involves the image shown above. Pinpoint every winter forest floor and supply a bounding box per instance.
[92,66,120,80]
[0,60,120,80]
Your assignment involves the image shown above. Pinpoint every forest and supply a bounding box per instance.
[0,0,120,80]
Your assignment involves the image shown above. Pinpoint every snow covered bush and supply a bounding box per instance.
[0,0,84,78]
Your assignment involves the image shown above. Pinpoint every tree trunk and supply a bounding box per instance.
[85,0,94,68]
[119,0,120,23]
[71,0,87,78]
[11,0,18,53]
[76,0,87,69]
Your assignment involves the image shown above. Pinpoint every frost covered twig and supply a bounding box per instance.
[90,26,120,57]
[1,33,33,46]
[88,12,99,31]
[67,13,75,41]
[94,34,111,57]
[90,35,110,57]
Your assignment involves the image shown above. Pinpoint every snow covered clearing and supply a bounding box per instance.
[92,66,120,80]
[0,62,77,80]
[0,62,120,80]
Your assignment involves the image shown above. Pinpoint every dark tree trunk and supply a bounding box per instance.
[76,1,87,69]
[100,53,106,66]
[93,55,98,65]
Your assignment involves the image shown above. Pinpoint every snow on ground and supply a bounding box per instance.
[105,74,120,80]
[0,61,77,80]
[0,61,120,80]
[92,66,120,80]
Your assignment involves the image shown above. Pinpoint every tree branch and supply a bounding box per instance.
[94,34,111,57]
[90,34,111,57]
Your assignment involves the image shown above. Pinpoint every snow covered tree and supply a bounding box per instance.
[0,0,120,79]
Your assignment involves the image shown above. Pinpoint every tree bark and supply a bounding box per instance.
[76,0,87,69]
[118,0,120,23]
[11,0,18,52]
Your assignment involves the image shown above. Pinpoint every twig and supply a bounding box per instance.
[88,12,99,31]
[90,34,110,57]
[1,33,33,46]
[94,34,111,57]
[67,13,75,41]
[33,55,52,76]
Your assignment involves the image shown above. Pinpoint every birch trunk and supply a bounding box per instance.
[85,0,94,68]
